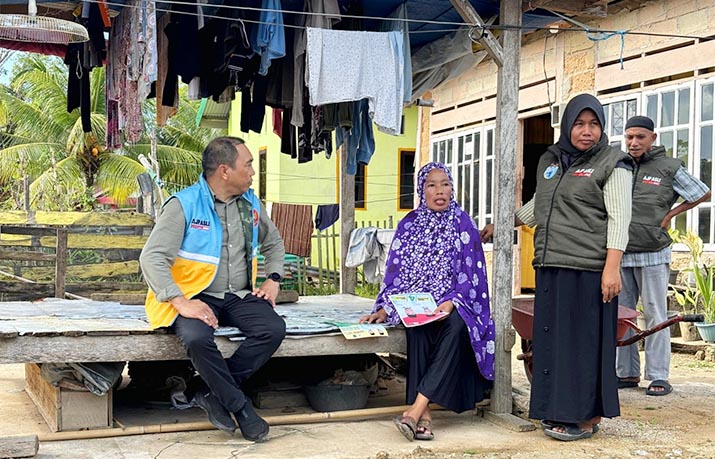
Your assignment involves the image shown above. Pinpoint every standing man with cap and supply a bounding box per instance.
[617,116,710,396]
[140,136,286,441]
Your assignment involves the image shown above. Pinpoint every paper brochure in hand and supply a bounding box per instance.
[388,293,448,327]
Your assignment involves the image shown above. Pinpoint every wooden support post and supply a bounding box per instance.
[491,0,522,415]
[449,0,504,66]
[54,228,68,299]
[0,435,38,458]
[340,147,356,294]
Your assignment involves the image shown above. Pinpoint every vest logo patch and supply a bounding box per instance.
[190,218,211,231]
[642,175,662,186]
[573,168,594,177]
[544,163,559,179]
[252,209,260,226]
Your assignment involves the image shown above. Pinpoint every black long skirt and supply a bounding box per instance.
[405,310,491,413]
[528,267,620,423]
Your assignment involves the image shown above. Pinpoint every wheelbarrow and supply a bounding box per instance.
[512,298,704,382]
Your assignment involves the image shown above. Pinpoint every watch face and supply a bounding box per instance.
[269,273,281,281]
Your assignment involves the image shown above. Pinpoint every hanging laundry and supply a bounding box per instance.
[291,0,341,128]
[380,3,412,106]
[271,203,314,257]
[251,0,286,76]
[335,99,375,175]
[315,204,339,231]
[156,13,177,126]
[305,28,404,135]
[345,227,396,284]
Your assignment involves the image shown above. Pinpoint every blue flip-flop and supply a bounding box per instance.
[541,420,599,434]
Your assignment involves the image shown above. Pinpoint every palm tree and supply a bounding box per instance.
[0,53,221,210]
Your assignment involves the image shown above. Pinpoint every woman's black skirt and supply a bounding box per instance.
[405,310,491,413]
[528,267,620,423]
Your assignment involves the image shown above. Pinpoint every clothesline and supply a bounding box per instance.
[86,0,473,28]
[87,0,465,34]
[82,0,715,42]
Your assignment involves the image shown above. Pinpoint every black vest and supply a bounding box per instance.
[533,140,631,271]
[626,145,682,253]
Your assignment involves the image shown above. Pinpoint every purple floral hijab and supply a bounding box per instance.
[373,162,495,380]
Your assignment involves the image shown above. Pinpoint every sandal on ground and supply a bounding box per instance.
[415,418,434,441]
[646,380,673,396]
[393,416,417,441]
[541,420,599,434]
[544,423,593,442]
[617,377,640,389]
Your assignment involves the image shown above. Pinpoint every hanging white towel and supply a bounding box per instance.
[306,27,404,135]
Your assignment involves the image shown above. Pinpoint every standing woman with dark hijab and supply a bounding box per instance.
[361,162,495,442]
[482,94,633,441]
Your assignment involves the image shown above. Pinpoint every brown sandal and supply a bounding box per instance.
[415,418,434,441]
[393,416,417,441]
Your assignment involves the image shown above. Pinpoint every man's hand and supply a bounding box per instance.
[480,223,494,241]
[253,278,280,306]
[660,212,675,229]
[359,308,388,324]
[170,296,218,329]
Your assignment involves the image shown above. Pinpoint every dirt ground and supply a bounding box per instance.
[1,342,714,459]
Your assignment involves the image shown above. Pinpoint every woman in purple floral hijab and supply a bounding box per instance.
[361,162,495,441]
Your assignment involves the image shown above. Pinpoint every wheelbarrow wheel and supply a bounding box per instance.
[520,338,533,383]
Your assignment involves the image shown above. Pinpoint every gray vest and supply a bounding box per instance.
[533,141,630,271]
[626,145,682,253]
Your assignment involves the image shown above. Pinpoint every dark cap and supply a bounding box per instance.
[625,115,655,131]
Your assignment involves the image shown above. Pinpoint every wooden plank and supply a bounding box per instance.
[60,388,112,431]
[0,211,154,227]
[0,434,38,458]
[0,332,406,364]
[490,0,522,415]
[54,229,67,299]
[0,249,55,262]
[25,362,61,432]
[523,0,608,17]
[0,226,56,237]
[0,234,148,250]
[595,40,715,91]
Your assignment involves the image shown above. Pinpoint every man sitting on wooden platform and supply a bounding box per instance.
[140,136,287,442]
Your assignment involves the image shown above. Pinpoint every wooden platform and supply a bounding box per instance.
[0,294,405,364]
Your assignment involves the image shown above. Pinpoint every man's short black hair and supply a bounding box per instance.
[202,136,246,177]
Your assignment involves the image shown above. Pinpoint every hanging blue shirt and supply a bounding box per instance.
[251,0,286,76]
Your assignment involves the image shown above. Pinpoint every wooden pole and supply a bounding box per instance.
[36,405,442,442]
[340,146,356,294]
[54,228,68,299]
[491,0,521,415]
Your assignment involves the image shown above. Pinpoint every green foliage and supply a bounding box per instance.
[670,229,715,322]
[0,53,225,210]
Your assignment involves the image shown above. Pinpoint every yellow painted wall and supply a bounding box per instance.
[228,104,417,225]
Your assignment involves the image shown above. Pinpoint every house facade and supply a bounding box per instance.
[420,0,715,290]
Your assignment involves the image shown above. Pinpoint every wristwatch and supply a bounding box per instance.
[268,272,282,282]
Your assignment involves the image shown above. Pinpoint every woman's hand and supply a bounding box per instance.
[479,224,494,241]
[434,300,454,319]
[359,308,388,324]
[601,249,624,303]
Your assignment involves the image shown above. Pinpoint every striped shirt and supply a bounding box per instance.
[622,166,710,268]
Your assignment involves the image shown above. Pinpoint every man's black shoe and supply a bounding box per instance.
[234,401,269,442]
[194,391,237,435]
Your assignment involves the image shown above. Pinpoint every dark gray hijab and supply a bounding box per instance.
[556,94,608,163]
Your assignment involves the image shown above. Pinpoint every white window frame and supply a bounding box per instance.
[430,124,496,233]
[602,95,640,151]
[695,78,715,245]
